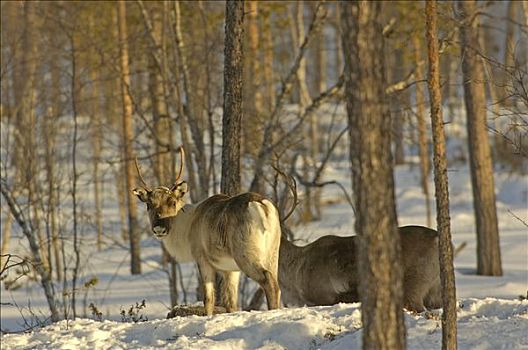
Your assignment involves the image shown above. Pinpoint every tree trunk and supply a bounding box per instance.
[341,2,405,349]
[292,1,315,222]
[392,49,406,165]
[458,0,502,276]
[221,0,245,196]
[425,2,458,349]
[502,0,516,105]
[172,1,208,201]
[243,1,263,158]
[413,35,432,228]
[117,0,141,275]
[261,3,275,112]
[89,15,104,252]
[310,1,324,220]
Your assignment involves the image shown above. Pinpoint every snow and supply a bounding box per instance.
[1,299,527,350]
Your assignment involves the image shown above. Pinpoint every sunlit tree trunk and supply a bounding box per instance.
[413,35,432,228]
[243,1,263,159]
[458,0,503,276]
[261,3,275,112]
[88,15,104,252]
[117,0,141,275]
[426,2,458,349]
[222,0,245,196]
[342,2,405,349]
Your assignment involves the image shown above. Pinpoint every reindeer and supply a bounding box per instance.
[276,170,443,312]
[133,148,281,316]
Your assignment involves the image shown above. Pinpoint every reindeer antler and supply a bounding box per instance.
[135,157,151,190]
[173,146,185,186]
[271,164,299,223]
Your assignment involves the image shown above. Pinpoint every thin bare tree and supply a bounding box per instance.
[413,35,433,228]
[426,1,458,349]
[117,0,141,275]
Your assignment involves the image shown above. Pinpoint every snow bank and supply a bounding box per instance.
[2,299,526,350]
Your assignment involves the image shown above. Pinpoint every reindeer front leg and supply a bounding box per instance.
[198,261,216,316]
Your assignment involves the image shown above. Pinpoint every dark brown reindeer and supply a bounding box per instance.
[133,148,281,316]
[276,170,443,312]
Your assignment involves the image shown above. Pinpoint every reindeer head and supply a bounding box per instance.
[133,147,187,239]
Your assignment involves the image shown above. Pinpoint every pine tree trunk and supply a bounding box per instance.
[502,0,516,105]
[221,0,245,196]
[89,15,104,251]
[392,49,406,165]
[261,3,275,113]
[244,1,263,158]
[117,0,141,275]
[458,0,502,276]
[341,2,405,349]
[425,2,458,349]
[413,35,432,228]
[47,43,62,282]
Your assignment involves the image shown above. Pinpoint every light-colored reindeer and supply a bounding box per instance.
[133,148,281,316]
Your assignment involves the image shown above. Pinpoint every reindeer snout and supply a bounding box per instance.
[153,225,167,238]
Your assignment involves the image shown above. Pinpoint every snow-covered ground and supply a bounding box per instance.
[1,298,527,350]
[1,162,527,349]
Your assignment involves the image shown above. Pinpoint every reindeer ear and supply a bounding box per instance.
[133,188,149,202]
[172,181,188,198]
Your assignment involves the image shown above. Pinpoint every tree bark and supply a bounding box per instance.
[502,0,516,104]
[261,3,275,112]
[172,1,208,201]
[117,0,141,275]
[243,1,263,158]
[425,2,458,349]
[88,15,104,252]
[341,2,405,349]
[458,0,502,276]
[221,0,245,196]
[413,35,432,228]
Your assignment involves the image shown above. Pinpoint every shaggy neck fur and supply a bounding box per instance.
[160,203,196,263]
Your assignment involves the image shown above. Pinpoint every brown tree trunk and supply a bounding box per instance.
[221,0,245,196]
[502,0,516,105]
[426,2,458,349]
[413,35,432,228]
[89,15,104,252]
[117,0,141,275]
[341,2,405,349]
[291,1,315,222]
[458,0,502,276]
[243,1,263,158]
[261,3,275,111]
[46,40,62,282]
[392,49,406,165]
